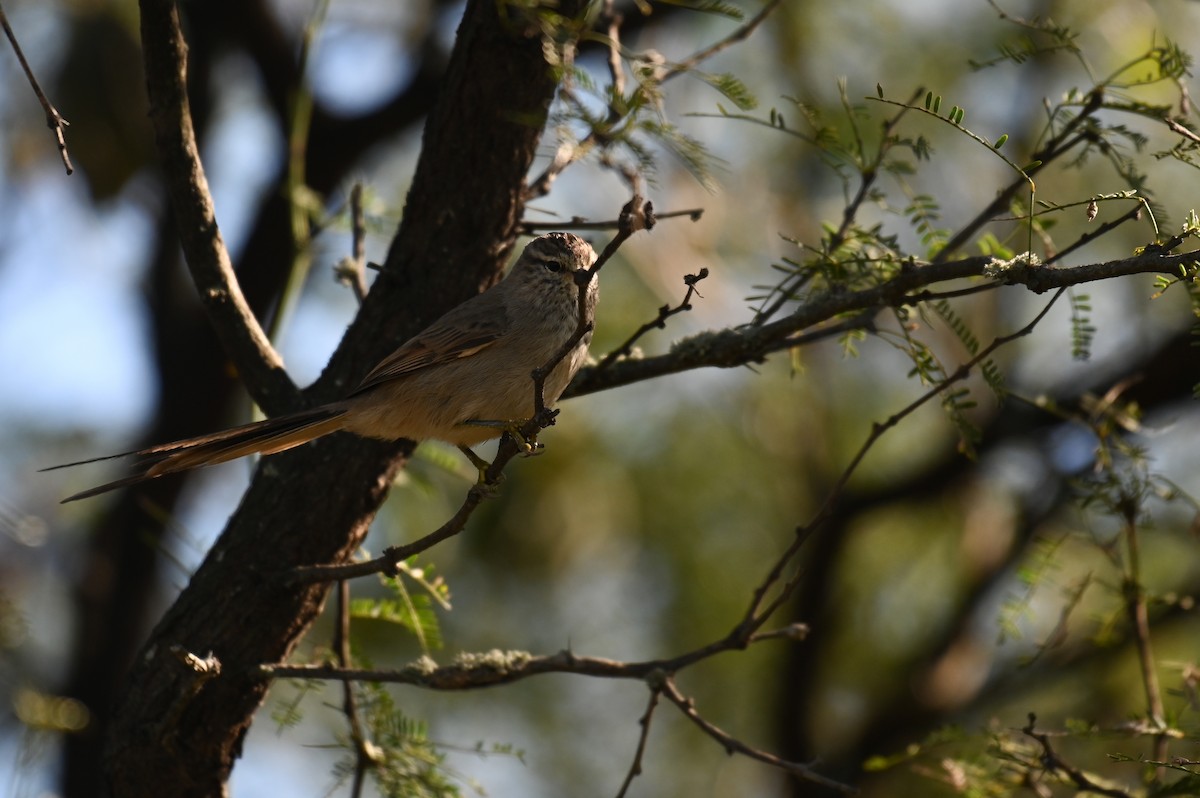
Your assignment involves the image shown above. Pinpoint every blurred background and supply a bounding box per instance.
[2,0,1199,795]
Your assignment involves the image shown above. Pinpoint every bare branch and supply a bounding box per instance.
[139,0,298,414]
[335,580,372,798]
[594,268,709,371]
[289,477,500,585]
[615,686,662,798]
[333,182,370,305]
[659,676,856,794]
[0,1,73,175]
[259,622,796,690]
[1022,714,1134,798]
[1164,116,1200,145]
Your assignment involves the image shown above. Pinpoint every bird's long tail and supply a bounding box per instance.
[43,405,349,503]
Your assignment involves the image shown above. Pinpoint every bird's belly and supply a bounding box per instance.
[339,346,581,446]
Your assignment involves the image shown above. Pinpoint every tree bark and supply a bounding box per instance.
[105,1,579,794]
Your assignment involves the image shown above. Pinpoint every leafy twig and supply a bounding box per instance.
[660,0,784,83]
[751,86,925,325]
[734,288,1068,634]
[569,248,1200,398]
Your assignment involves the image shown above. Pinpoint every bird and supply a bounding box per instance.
[46,232,599,502]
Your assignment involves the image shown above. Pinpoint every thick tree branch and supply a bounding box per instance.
[139,0,298,414]
[256,645,852,793]
[567,249,1200,398]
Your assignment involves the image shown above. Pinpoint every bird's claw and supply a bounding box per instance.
[461,419,542,457]
[456,444,506,487]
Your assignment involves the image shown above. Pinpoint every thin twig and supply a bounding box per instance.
[336,580,372,798]
[661,0,785,83]
[614,686,662,798]
[333,183,370,304]
[659,676,856,794]
[1043,204,1144,266]
[752,86,925,325]
[735,288,1068,635]
[594,268,708,371]
[1120,503,1170,779]
[603,0,624,99]
[530,196,655,414]
[269,0,328,344]
[1022,714,1133,798]
[519,207,702,234]
[1164,116,1200,145]
[932,90,1105,263]
[0,1,73,175]
[290,478,500,584]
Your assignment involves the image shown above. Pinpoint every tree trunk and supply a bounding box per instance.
[105,1,580,794]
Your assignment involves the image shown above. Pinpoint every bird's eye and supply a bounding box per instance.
[543,260,563,273]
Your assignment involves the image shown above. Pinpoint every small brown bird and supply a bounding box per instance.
[48,233,599,502]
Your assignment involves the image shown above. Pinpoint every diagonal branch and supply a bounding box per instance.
[139,0,299,415]
[0,0,73,175]
[1022,714,1134,798]
[614,686,662,798]
[732,287,1068,637]
[659,676,856,794]
[661,0,785,83]
[594,268,708,371]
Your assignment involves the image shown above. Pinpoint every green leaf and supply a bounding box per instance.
[697,71,758,111]
[656,0,744,19]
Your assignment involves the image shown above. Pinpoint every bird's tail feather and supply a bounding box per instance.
[47,406,349,503]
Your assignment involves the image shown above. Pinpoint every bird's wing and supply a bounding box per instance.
[352,289,510,393]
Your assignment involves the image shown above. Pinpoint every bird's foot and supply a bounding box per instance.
[456,444,506,489]
[460,419,543,457]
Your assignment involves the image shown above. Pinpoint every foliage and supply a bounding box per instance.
[7,1,1200,797]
